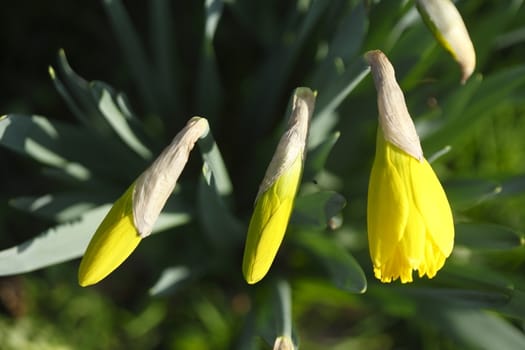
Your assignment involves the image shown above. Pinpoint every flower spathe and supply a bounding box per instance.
[416,0,476,83]
[242,87,316,284]
[365,50,454,283]
[78,117,210,286]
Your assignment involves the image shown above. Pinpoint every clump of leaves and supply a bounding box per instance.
[1,0,525,349]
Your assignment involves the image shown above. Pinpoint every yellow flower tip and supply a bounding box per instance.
[78,185,142,286]
[415,0,476,83]
[48,66,56,79]
[243,155,303,284]
[242,88,316,284]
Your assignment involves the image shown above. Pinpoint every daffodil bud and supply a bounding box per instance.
[242,87,316,284]
[365,50,454,283]
[416,0,476,83]
[78,117,209,286]
[273,336,295,350]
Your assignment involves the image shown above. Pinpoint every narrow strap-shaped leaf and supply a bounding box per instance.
[48,66,91,127]
[295,232,367,293]
[149,266,192,297]
[423,302,525,349]
[0,203,190,276]
[309,2,367,91]
[54,50,111,134]
[9,191,117,222]
[275,280,293,341]
[197,128,242,249]
[303,131,340,181]
[240,0,332,137]
[103,0,158,113]
[291,191,346,230]
[0,114,144,183]
[149,0,181,117]
[0,205,110,276]
[309,62,369,148]
[198,126,233,197]
[423,65,525,153]
[455,222,523,251]
[193,0,224,124]
[444,178,501,210]
[91,82,153,160]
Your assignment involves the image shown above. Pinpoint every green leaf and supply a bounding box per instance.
[445,178,502,210]
[427,304,525,350]
[423,65,525,153]
[197,122,233,198]
[149,266,192,297]
[499,174,525,197]
[197,167,243,250]
[0,114,143,183]
[194,0,225,124]
[256,280,299,349]
[275,280,293,341]
[292,191,346,230]
[91,81,153,160]
[0,205,109,276]
[196,129,242,249]
[309,62,369,148]
[103,0,158,113]
[304,131,340,181]
[294,232,366,293]
[496,289,525,321]
[149,0,181,117]
[52,50,110,134]
[455,222,523,251]
[403,287,511,310]
[9,191,117,222]
[417,74,482,141]
[309,1,368,91]
[239,0,332,136]
[0,202,190,276]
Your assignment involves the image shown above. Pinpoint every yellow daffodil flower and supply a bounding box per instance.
[79,117,210,286]
[365,50,454,283]
[242,88,316,284]
[416,0,476,83]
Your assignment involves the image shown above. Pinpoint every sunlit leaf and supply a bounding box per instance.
[294,232,366,293]
[292,191,346,230]
[455,222,523,251]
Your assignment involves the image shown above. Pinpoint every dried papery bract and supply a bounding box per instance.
[416,0,476,83]
[133,117,209,237]
[78,117,210,286]
[365,50,454,283]
[242,88,316,284]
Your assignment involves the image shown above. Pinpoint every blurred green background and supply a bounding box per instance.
[1,0,525,349]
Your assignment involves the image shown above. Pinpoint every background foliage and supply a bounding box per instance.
[1,0,525,349]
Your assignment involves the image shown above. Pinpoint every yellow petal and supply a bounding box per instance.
[242,154,303,284]
[367,133,409,272]
[78,184,141,286]
[368,137,454,283]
